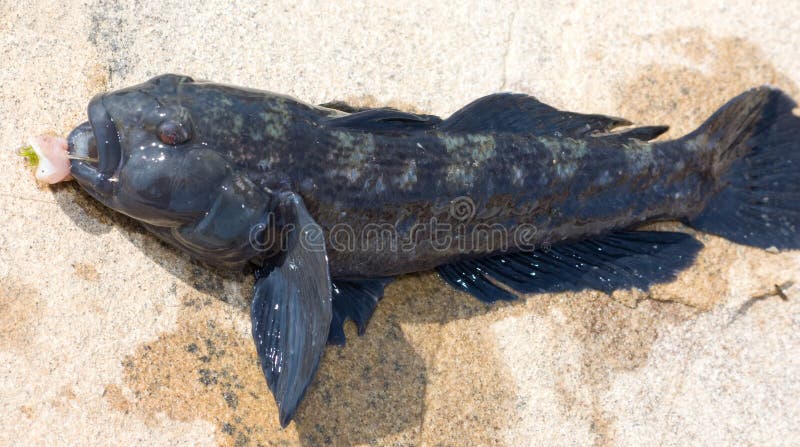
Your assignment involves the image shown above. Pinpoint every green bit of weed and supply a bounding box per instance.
[18,145,39,167]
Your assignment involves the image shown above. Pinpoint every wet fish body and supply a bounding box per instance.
[64,75,800,426]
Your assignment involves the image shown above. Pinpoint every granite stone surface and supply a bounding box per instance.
[1,1,799,446]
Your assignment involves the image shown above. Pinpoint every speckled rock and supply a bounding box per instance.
[1,1,799,446]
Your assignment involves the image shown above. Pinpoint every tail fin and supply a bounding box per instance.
[684,86,800,249]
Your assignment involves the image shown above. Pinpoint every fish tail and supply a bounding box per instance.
[682,86,800,249]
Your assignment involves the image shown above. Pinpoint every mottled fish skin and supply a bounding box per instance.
[67,74,716,276]
[226,96,714,277]
[290,130,713,277]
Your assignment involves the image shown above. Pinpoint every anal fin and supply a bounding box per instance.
[437,262,517,303]
[437,231,703,301]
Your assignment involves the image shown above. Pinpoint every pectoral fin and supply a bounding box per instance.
[250,192,332,427]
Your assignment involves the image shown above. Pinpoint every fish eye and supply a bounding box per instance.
[157,120,191,145]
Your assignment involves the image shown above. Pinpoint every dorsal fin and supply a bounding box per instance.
[319,100,372,114]
[606,125,670,142]
[440,93,633,137]
[326,108,443,132]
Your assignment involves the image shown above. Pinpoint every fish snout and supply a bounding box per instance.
[67,95,124,198]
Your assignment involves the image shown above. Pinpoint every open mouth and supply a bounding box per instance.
[67,94,121,176]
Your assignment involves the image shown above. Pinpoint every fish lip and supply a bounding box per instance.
[67,94,121,199]
[67,95,122,178]
[67,121,95,161]
[86,94,122,175]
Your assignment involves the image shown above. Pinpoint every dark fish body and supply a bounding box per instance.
[65,75,800,426]
[289,129,712,277]
[127,80,710,277]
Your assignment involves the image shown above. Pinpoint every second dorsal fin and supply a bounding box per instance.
[440,93,634,137]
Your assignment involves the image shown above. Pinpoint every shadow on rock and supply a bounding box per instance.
[52,182,117,235]
[54,190,436,445]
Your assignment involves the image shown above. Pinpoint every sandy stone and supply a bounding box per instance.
[2,1,799,446]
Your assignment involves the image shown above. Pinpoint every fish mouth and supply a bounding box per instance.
[68,94,122,177]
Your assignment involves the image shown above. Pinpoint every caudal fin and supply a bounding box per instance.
[684,86,800,249]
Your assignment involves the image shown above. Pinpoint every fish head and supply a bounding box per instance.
[67,74,239,226]
[67,74,287,268]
